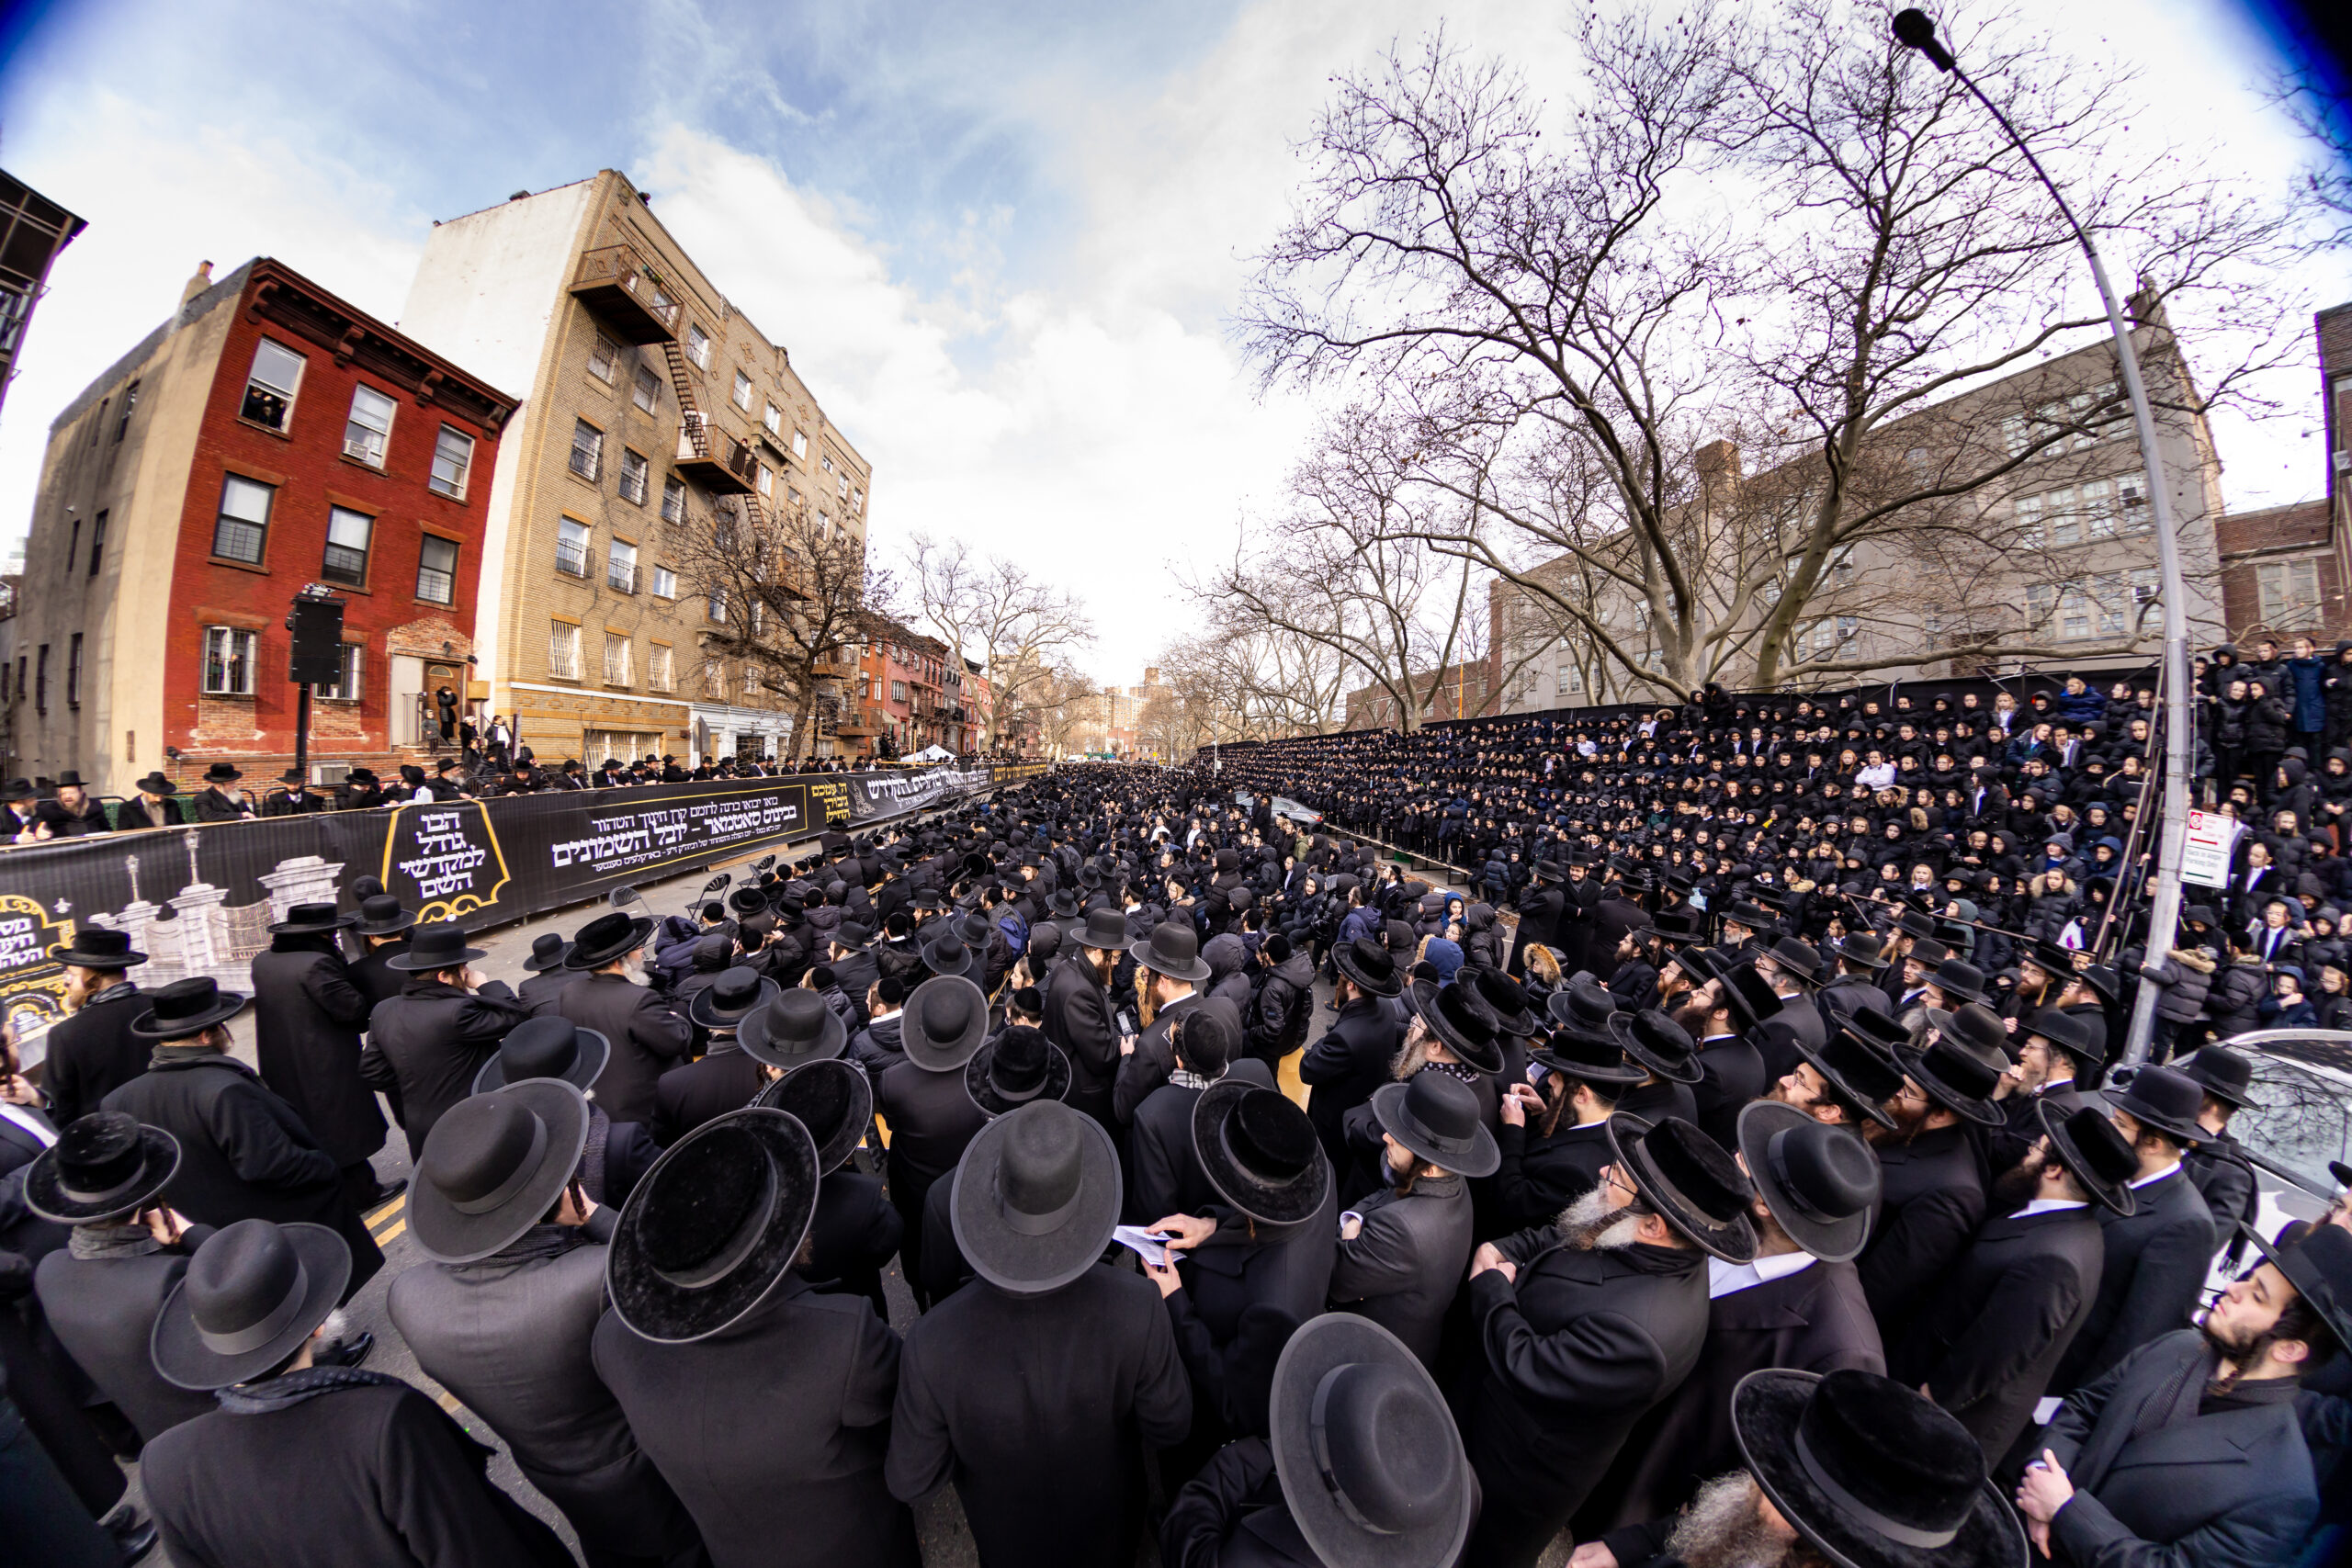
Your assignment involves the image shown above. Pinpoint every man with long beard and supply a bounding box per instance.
[2010,1224,2346,1566]
[1855,1009,2003,1329]
[1457,1114,1755,1568]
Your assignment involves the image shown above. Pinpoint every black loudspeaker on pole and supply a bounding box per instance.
[287,593,345,793]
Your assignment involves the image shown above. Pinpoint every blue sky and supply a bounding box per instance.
[0,0,2346,680]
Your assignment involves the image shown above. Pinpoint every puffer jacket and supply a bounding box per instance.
[2207,955,2269,1041]
[2052,686,2107,727]
[2136,945,2218,1026]
[2290,655,2329,734]
[1463,904,1507,970]
[2245,694,2292,754]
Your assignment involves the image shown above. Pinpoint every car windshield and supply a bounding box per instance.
[2223,1032,2352,1201]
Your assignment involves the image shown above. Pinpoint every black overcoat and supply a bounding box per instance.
[1458,1230,1711,1568]
[803,1167,901,1321]
[33,1228,220,1443]
[1857,1121,1987,1330]
[1130,1077,1216,1225]
[1182,1180,1339,1341]
[38,981,151,1125]
[251,939,386,1168]
[1691,1034,1767,1150]
[876,1056,988,1293]
[2048,1165,2215,1395]
[558,972,691,1124]
[361,977,529,1160]
[594,1275,920,1568]
[348,941,409,1011]
[516,966,577,1017]
[888,1264,1192,1568]
[1889,1204,2105,1459]
[1329,1170,1474,1370]
[650,1042,764,1145]
[1297,996,1402,1168]
[1491,1115,1611,1235]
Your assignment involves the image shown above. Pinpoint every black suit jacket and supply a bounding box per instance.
[557,973,690,1125]
[650,1044,764,1145]
[35,1227,220,1443]
[1297,997,1401,1168]
[362,978,529,1160]
[1985,1079,2086,1177]
[1858,1121,1987,1329]
[39,982,152,1126]
[1042,953,1119,1128]
[2050,1166,2216,1394]
[1691,1035,1766,1150]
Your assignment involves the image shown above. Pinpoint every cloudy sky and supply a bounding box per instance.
[0,0,2345,682]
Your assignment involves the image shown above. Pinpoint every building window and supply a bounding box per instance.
[707,588,729,623]
[607,537,639,592]
[651,565,678,599]
[588,333,620,382]
[87,511,107,578]
[686,323,710,369]
[66,518,79,573]
[650,643,675,692]
[318,643,364,701]
[556,517,591,577]
[241,339,304,431]
[569,419,605,482]
[661,476,686,523]
[2258,558,2323,627]
[429,426,474,499]
[633,366,662,412]
[416,536,458,604]
[792,428,808,458]
[891,680,909,703]
[604,632,632,685]
[344,384,396,466]
[35,644,48,712]
[820,454,833,475]
[619,448,650,504]
[1556,664,1582,695]
[116,382,138,442]
[763,402,781,435]
[66,634,82,706]
[704,662,728,700]
[757,463,774,498]
[202,626,257,694]
[322,506,373,585]
[732,369,753,411]
[837,473,849,501]
[818,511,831,539]
[213,475,275,564]
[852,486,864,513]
[548,621,582,680]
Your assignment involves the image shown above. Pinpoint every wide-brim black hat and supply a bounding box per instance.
[1333,936,1405,998]
[1737,1100,1877,1263]
[949,1100,1122,1297]
[411,1080,590,1264]
[920,933,973,977]
[1132,923,1214,984]
[1530,1030,1649,1087]
[266,904,354,936]
[1269,1314,1474,1568]
[899,976,991,1071]
[473,1021,610,1096]
[386,926,491,972]
[1193,1078,1332,1227]
[1605,1113,1758,1263]
[25,1118,180,1224]
[354,900,419,938]
[153,1221,351,1390]
[1372,1079,1500,1179]
[1892,1033,2005,1128]
[752,1058,872,1174]
[130,982,249,1040]
[965,1032,1073,1118]
[606,1108,820,1343]
[1734,1369,2026,1568]
[2102,1064,2209,1145]
[2177,1045,2258,1111]
[2039,1099,2136,1216]
[739,990,849,1070]
[519,934,572,972]
[1076,908,1131,951]
[2243,1221,2352,1354]
[564,913,657,970]
[1608,1010,1705,1085]
[1404,978,1504,1075]
[47,931,149,969]
[690,972,784,1031]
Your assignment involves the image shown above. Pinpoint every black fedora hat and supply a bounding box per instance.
[2021,1007,2098,1068]
[386,921,489,973]
[411,1080,590,1264]
[965,1024,1072,1118]
[1463,967,1540,1038]
[1767,936,1826,987]
[1372,1071,1499,1179]
[1926,957,1988,1007]
[1827,931,1891,970]
[1608,1008,1705,1085]
[1605,1113,1758,1263]
[2244,1221,2352,1354]
[353,895,417,938]
[919,927,973,978]
[1333,936,1404,998]
[1791,1025,1906,1130]
[829,921,876,953]
[2040,1100,2138,1215]
[1716,960,1785,1033]
[2104,1063,2207,1145]
[2177,1045,2257,1111]
[949,1100,1122,1297]
[25,1111,179,1224]
[607,1108,819,1343]
[899,976,990,1072]
[48,926,147,970]
[201,761,243,784]
[1734,1368,2026,1568]
[565,911,656,970]
[726,886,768,918]
[2072,963,2123,1006]
[1722,900,1784,935]
[1737,1101,1880,1262]
[1076,907,1131,953]
[1531,1022,1649,1087]
[1133,921,1213,984]
[1893,1027,2007,1128]
[739,988,849,1070]
[1047,886,1082,919]
[132,772,178,795]
[130,976,248,1041]
[1650,908,1706,946]
[752,1057,871,1174]
[1194,1080,1331,1227]
[690,966,784,1031]
[153,1219,351,1390]
[266,900,353,936]
[1404,978,1503,1076]
[519,931,572,972]
[473,1016,611,1096]
[1547,978,1621,1042]
[1269,1314,1473,1568]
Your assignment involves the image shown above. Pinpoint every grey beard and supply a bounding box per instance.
[1557,1187,1649,1251]
[1667,1472,1797,1568]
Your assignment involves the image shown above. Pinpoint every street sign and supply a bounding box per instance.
[2180,809,2240,889]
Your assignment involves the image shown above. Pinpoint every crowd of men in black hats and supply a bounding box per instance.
[0,739,2348,1568]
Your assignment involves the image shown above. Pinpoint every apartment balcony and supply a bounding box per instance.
[809,658,852,681]
[571,245,680,344]
[675,424,757,496]
[554,539,592,579]
[835,705,884,739]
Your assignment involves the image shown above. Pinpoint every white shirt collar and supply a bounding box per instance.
[2129,1161,2183,1190]
[0,1101,57,1148]
[1708,1251,1816,1297]
[2010,1198,2088,1218]
[1572,1116,1610,1130]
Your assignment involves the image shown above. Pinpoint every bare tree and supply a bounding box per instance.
[674,495,897,762]
[2267,62,2352,247]
[904,535,1096,749]
[1024,662,1099,758]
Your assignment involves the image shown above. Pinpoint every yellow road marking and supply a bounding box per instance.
[366,1194,406,1231]
[374,1219,405,1247]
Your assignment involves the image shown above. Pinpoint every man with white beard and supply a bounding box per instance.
[1455,1114,1755,1568]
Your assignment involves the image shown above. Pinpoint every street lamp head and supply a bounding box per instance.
[1892,9,1955,72]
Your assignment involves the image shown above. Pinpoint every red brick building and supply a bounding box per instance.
[2214,304,2352,649]
[7,258,515,795]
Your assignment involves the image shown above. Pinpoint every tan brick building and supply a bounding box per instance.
[397,171,873,765]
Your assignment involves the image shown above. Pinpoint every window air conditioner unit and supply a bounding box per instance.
[311,761,351,787]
